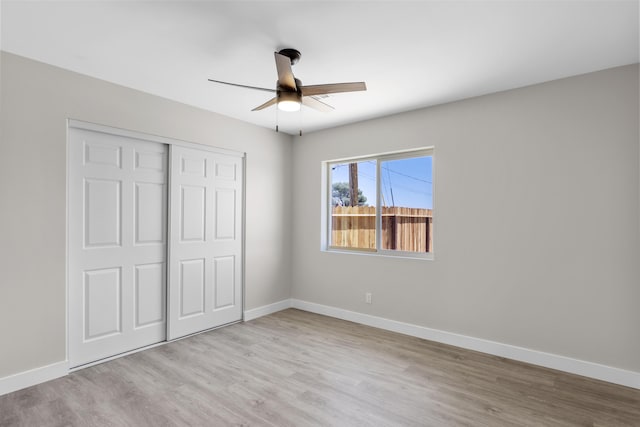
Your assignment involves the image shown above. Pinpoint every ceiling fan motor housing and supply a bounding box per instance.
[277,78,303,94]
[278,48,301,65]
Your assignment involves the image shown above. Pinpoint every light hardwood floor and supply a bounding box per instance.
[1,309,639,426]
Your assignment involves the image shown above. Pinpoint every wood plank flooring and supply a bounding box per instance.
[1,309,639,426]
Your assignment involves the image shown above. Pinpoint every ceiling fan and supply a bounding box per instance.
[208,48,366,113]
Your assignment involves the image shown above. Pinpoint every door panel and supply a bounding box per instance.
[215,160,236,181]
[179,258,206,318]
[135,183,165,244]
[168,145,243,340]
[181,154,206,176]
[135,148,166,172]
[69,128,168,367]
[83,268,121,340]
[134,263,165,328]
[215,189,236,240]
[180,185,206,241]
[84,179,121,247]
[213,256,235,309]
[84,142,121,167]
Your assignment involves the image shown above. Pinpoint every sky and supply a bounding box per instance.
[331,156,433,209]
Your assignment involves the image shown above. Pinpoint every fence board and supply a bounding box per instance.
[331,206,433,252]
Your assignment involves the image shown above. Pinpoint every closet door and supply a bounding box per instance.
[68,128,168,367]
[167,145,243,340]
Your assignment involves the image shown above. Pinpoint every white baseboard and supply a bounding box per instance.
[0,360,68,397]
[291,299,640,390]
[1,300,294,397]
[4,300,637,396]
[244,299,292,321]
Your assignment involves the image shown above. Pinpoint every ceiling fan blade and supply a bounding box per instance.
[208,79,275,93]
[300,82,367,96]
[302,96,335,113]
[251,97,278,111]
[274,52,297,91]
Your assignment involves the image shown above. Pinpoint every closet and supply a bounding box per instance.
[68,121,243,367]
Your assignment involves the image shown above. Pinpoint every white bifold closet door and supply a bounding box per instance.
[68,128,168,367]
[167,145,243,340]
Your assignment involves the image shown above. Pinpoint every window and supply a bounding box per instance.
[325,148,433,258]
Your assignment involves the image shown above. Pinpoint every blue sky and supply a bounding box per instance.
[331,156,433,209]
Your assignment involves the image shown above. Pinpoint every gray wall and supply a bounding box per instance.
[2,50,638,381]
[0,52,293,378]
[291,64,640,372]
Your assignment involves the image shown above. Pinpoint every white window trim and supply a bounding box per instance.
[322,148,434,260]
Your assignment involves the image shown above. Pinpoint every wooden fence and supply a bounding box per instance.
[331,206,433,252]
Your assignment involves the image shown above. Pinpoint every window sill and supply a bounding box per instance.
[323,247,434,261]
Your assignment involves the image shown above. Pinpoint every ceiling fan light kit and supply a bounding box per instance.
[208,48,367,130]
[277,91,301,112]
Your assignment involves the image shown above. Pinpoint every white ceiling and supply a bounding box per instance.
[2,1,638,135]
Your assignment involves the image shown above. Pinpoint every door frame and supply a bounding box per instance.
[66,119,246,370]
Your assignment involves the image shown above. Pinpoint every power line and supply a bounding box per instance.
[364,160,432,184]
[383,166,432,184]
[332,161,433,196]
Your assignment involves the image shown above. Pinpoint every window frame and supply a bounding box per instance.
[323,147,434,260]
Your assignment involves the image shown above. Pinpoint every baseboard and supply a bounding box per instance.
[4,301,635,397]
[0,360,68,397]
[291,299,640,390]
[244,299,292,321]
[1,300,294,396]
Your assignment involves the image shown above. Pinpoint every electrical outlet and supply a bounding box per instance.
[365,292,372,304]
